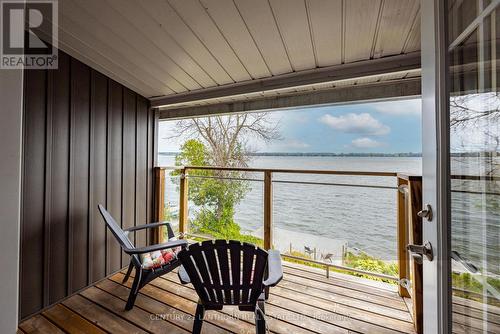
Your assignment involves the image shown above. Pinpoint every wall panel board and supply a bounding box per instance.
[21,69,46,317]
[69,59,91,293]
[135,97,149,247]
[106,80,123,274]
[47,51,70,304]
[89,70,108,283]
[122,88,137,266]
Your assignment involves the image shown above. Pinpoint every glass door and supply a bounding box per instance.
[448,0,500,332]
[421,1,500,332]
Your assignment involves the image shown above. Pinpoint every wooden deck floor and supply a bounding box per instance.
[19,262,418,334]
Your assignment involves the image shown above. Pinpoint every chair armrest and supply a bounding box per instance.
[178,265,191,284]
[124,239,188,255]
[263,250,283,287]
[124,221,170,233]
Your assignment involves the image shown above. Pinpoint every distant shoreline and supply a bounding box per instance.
[158,151,422,157]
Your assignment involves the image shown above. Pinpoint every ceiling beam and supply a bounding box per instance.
[152,52,421,108]
[159,78,421,119]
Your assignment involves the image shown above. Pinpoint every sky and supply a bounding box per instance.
[158,98,422,154]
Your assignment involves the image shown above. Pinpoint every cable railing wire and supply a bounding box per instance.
[184,174,397,189]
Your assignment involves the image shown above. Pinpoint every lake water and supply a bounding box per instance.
[158,155,422,261]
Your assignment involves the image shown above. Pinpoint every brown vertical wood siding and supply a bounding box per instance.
[20,50,154,320]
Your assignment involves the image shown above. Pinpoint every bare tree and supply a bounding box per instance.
[450,92,500,191]
[173,113,281,168]
[450,92,500,128]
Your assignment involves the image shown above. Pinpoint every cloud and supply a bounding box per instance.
[351,137,384,148]
[319,113,390,135]
[373,99,421,116]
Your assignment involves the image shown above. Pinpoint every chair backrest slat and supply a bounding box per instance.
[191,245,217,302]
[178,240,268,307]
[215,240,232,304]
[229,241,241,304]
[241,243,255,304]
[204,246,224,303]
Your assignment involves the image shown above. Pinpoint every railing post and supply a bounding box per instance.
[153,167,166,243]
[263,170,273,250]
[179,167,188,236]
[397,176,411,298]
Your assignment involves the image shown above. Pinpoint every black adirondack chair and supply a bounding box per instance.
[98,204,188,310]
[177,240,283,334]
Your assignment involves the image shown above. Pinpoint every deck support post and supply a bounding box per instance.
[179,168,188,237]
[153,167,166,243]
[263,171,273,250]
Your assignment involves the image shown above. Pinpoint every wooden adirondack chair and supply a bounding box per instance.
[98,204,188,310]
[177,240,283,334]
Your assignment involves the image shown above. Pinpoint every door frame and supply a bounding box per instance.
[421,0,451,333]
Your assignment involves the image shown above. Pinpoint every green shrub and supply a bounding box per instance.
[343,251,398,284]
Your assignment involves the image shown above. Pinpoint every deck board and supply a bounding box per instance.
[18,314,65,334]
[20,261,418,334]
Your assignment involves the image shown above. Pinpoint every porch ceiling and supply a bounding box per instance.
[56,0,421,109]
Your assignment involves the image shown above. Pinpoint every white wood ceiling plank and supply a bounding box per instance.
[200,0,271,79]
[56,32,157,97]
[140,0,233,86]
[234,0,292,75]
[60,6,175,96]
[168,0,252,82]
[81,0,198,92]
[108,0,217,89]
[373,0,420,58]
[344,0,382,63]
[269,0,316,71]
[403,9,421,53]
[306,0,342,67]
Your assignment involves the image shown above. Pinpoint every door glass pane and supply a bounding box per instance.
[448,4,500,333]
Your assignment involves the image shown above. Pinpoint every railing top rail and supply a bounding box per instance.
[156,165,399,177]
[156,166,500,181]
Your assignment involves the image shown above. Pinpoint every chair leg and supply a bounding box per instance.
[192,302,205,334]
[122,262,134,283]
[255,301,266,334]
[125,269,141,311]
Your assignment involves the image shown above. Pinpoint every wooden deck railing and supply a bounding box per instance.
[153,165,423,333]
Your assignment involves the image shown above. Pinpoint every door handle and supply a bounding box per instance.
[407,241,434,263]
[451,251,479,273]
[417,204,433,221]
